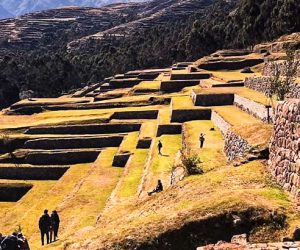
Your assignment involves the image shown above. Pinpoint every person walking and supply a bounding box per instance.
[39,210,51,246]
[50,210,60,242]
[199,133,205,148]
[158,140,163,155]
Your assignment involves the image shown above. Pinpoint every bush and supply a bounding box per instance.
[181,152,204,176]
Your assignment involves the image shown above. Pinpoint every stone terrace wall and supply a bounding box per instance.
[244,77,300,99]
[269,99,300,197]
[263,61,300,77]
[234,94,274,122]
[211,111,252,161]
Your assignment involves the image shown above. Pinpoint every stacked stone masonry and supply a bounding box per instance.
[234,94,274,122]
[269,99,300,197]
[211,111,252,161]
[244,77,300,99]
[263,61,300,77]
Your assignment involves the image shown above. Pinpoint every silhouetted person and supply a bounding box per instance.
[148,180,163,196]
[39,210,51,246]
[158,140,163,155]
[17,233,30,250]
[1,232,21,250]
[0,233,5,243]
[199,133,205,148]
[50,210,60,242]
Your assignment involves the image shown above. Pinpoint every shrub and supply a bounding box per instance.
[181,152,204,176]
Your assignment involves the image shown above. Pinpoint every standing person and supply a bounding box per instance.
[39,210,51,246]
[199,133,205,148]
[17,233,30,250]
[158,140,163,155]
[50,210,60,242]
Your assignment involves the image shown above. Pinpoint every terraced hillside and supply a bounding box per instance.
[0,43,300,250]
[0,0,215,55]
[0,3,143,53]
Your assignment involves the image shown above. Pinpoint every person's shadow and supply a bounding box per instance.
[159,154,169,157]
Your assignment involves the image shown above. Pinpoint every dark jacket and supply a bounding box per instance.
[51,212,60,228]
[1,235,21,250]
[39,214,51,232]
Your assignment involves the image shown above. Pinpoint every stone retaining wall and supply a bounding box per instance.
[234,94,274,122]
[171,109,211,123]
[269,99,300,197]
[24,136,123,150]
[0,184,32,202]
[244,76,300,99]
[211,111,252,161]
[263,61,300,77]
[0,166,69,180]
[25,123,141,135]
[111,110,158,120]
[192,93,234,106]
[160,80,201,92]
[211,111,231,135]
[224,131,252,161]
[156,124,182,137]
[198,58,264,71]
[25,150,101,165]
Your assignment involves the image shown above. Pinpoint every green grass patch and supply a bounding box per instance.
[117,149,149,198]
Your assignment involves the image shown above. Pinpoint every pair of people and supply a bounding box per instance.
[0,232,30,250]
[38,210,60,246]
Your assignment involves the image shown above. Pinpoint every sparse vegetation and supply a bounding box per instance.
[268,50,299,101]
[180,151,204,175]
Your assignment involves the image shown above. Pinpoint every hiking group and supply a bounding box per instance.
[39,210,60,246]
[0,232,30,250]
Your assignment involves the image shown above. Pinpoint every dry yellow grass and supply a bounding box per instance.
[210,70,262,82]
[2,46,299,250]
[183,120,226,172]
[171,95,194,109]
[193,86,274,105]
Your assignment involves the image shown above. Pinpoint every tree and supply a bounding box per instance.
[268,49,299,101]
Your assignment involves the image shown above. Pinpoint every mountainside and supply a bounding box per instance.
[0,0,299,109]
[0,0,144,19]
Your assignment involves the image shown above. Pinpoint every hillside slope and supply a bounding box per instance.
[0,36,299,249]
[0,0,144,18]
[0,0,299,110]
